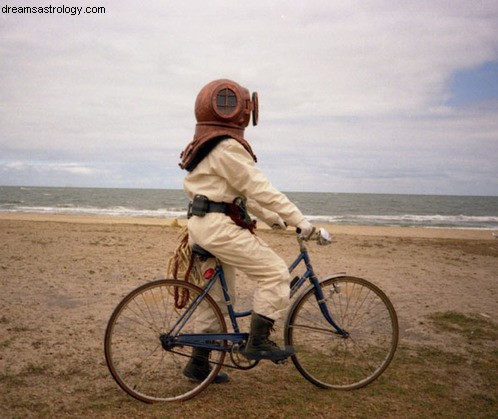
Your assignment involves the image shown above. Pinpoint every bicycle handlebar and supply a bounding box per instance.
[296,226,333,246]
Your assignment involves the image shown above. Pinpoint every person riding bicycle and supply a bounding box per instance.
[180,79,314,383]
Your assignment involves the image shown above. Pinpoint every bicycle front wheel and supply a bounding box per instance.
[285,276,398,390]
[104,279,227,402]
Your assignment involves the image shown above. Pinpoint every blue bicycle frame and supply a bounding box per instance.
[288,239,348,337]
[160,239,348,353]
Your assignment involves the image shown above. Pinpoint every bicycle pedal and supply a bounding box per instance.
[271,358,288,365]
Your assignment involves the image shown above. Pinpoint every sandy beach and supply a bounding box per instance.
[1,213,497,417]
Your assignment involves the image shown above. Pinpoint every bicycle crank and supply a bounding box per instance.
[230,343,260,370]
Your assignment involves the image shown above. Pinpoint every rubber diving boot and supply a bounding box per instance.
[183,347,229,384]
[243,313,295,361]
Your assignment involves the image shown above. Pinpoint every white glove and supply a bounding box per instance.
[297,219,314,240]
[271,217,287,230]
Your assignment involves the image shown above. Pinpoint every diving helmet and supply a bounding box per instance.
[180,79,258,171]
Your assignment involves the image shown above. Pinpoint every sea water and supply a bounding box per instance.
[1,186,497,229]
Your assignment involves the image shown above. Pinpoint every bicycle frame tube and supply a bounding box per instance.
[163,266,252,351]
[289,250,313,298]
[217,266,252,333]
[165,243,348,352]
[166,276,219,339]
[174,332,249,351]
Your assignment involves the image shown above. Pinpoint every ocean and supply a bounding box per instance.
[1,186,497,230]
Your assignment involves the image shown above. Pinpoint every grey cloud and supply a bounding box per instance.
[1,1,497,193]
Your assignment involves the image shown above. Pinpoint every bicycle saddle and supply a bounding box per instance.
[192,244,215,259]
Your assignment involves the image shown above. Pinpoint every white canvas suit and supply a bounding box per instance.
[184,138,306,332]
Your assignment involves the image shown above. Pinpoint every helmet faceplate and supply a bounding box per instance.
[195,79,258,129]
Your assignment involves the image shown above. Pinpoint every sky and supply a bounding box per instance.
[1,0,498,195]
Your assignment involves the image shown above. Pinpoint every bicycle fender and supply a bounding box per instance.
[319,272,347,282]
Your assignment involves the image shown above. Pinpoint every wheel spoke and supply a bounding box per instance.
[285,276,398,390]
[104,279,227,402]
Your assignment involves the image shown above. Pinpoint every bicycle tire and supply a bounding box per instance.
[285,276,398,390]
[104,279,227,402]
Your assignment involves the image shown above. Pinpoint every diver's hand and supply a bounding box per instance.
[297,219,314,240]
[271,217,287,230]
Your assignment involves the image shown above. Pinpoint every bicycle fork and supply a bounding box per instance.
[310,275,349,338]
[291,248,349,338]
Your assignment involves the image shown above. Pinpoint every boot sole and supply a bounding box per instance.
[244,350,295,361]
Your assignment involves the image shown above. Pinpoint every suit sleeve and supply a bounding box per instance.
[211,140,305,227]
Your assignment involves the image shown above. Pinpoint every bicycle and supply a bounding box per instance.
[104,228,399,403]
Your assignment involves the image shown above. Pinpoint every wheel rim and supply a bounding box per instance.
[104,280,227,402]
[286,276,398,390]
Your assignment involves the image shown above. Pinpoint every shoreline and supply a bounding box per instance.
[0,212,495,240]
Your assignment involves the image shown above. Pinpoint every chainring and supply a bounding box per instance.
[230,343,260,370]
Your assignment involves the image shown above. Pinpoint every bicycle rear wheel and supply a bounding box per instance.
[104,279,227,402]
[285,276,398,390]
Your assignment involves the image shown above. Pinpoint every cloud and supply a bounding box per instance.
[1,1,497,194]
[2,161,107,176]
